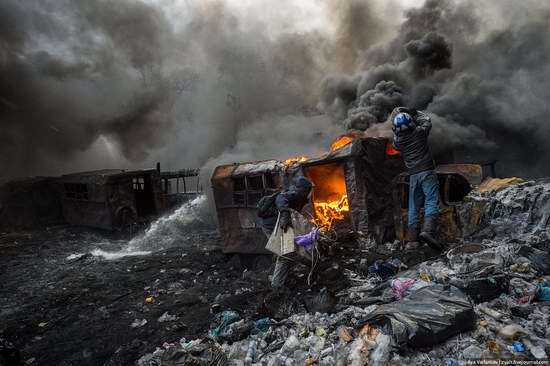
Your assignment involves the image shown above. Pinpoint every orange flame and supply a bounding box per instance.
[312,194,349,231]
[331,136,353,151]
[385,141,401,155]
[304,162,349,232]
[283,156,308,168]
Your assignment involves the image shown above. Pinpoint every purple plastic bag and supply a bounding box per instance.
[294,229,319,253]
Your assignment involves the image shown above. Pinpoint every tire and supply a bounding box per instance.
[115,206,138,230]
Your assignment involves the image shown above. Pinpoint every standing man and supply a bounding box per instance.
[260,176,313,289]
[391,107,442,250]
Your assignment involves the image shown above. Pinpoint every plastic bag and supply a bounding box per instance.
[534,282,550,301]
[304,290,337,314]
[294,228,319,253]
[208,311,240,341]
[389,278,430,300]
[359,284,475,348]
[369,257,402,279]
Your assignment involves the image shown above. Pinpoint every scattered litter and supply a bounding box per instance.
[498,323,527,341]
[512,341,524,352]
[462,344,483,359]
[294,228,319,252]
[86,178,550,366]
[369,257,403,279]
[389,277,430,300]
[131,319,148,328]
[534,282,550,301]
[208,311,240,341]
[315,327,327,337]
[157,312,177,323]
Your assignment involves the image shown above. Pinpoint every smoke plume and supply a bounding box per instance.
[319,0,550,177]
[0,0,396,183]
[1,0,549,183]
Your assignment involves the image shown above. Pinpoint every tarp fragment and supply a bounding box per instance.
[359,284,476,348]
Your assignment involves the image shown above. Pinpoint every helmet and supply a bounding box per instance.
[392,113,413,132]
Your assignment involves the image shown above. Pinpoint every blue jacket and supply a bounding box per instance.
[260,176,313,230]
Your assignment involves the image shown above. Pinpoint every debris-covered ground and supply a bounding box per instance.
[2,182,550,365]
[0,197,271,365]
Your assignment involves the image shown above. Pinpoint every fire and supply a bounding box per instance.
[312,194,349,231]
[283,156,308,168]
[304,162,349,232]
[385,140,401,155]
[331,136,353,151]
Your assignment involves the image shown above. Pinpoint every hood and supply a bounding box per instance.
[295,176,313,195]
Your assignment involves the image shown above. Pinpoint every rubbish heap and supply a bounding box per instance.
[137,180,550,365]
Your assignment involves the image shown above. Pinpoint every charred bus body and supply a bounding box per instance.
[392,164,488,243]
[211,137,407,258]
[0,166,203,232]
[59,169,166,231]
[211,137,489,259]
[211,160,285,259]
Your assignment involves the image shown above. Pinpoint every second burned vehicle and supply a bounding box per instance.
[0,165,203,232]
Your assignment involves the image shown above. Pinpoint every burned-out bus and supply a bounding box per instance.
[211,137,406,258]
[211,137,488,262]
[59,169,166,231]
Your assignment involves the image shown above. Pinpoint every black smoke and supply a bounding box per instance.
[3,0,549,181]
[0,0,186,180]
[318,0,550,177]
[0,0,393,182]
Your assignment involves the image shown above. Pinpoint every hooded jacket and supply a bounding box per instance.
[260,176,313,230]
[392,108,435,175]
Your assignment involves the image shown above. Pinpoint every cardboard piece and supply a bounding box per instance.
[265,209,318,266]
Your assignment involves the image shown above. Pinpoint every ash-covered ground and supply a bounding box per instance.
[0,197,270,365]
[2,182,550,366]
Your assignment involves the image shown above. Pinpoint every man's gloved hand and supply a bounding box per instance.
[280,211,292,232]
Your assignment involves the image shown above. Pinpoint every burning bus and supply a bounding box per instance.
[211,135,490,261]
[211,137,407,260]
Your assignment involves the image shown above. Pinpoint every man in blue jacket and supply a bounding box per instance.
[391,107,442,250]
[261,176,313,289]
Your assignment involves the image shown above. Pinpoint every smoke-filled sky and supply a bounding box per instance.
[1,0,549,183]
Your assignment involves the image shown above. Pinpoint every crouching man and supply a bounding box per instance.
[260,176,313,289]
[391,107,442,250]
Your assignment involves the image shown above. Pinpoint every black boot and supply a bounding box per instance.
[406,226,421,250]
[420,218,443,250]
